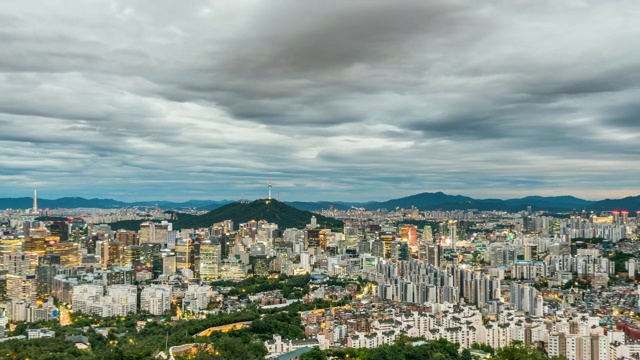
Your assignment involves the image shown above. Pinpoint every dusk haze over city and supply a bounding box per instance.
[1,1,640,360]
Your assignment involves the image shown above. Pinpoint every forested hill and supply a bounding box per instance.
[109,199,343,231]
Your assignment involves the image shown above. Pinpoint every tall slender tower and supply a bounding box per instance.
[33,190,38,213]
[449,220,457,252]
[268,181,272,200]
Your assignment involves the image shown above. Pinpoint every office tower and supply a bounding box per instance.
[318,230,328,251]
[426,244,441,268]
[378,231,396,259]
[23,237,46,256]
[151,253,163,279]
[139,222,153,244]
[98,241,124,269]
[140,221,172,244]
[160,250,176,275]
[175,238,194,272]
[222,220,234,234]
[116,230,138,247]
[199,240,222,280]
[46,242,79,267]
[306,229,321,249]
[344,226,359,249]
[139,243,162,266]
[422,226,433,243]
[47,221,69,242]
[33,190,38,213]
[222,236,235,259]
[153,222,171,244]
[70,221,87,242]
[36,254,61,297]
[124,246,141,266]
[523,216,536,233]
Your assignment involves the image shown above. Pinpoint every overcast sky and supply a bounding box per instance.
[1,1,639,202]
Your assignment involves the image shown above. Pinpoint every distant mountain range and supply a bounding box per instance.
[0,197,232,210]
[109,199,343,231]
[285,192,639,213]
[1,192,638,213]
[358,193,599,212]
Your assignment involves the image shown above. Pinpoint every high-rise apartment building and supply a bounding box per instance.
[3,253,34,275]
[6,274,37,303]
[140,285,171,315]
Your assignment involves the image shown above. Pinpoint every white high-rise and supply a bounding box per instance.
[140,285,172,315]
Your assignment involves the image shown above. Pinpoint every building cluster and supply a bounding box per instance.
[283,300,618,360]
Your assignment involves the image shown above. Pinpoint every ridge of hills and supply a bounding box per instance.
[360,192,599,212]
[1,192,639,213]
[108,199,343,231]
[287,193,639,213]
[0,197,230,210]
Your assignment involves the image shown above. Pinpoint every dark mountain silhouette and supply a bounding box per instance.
[586,195,640,213]
[109,199,343,231]
[286,193,601,212]
[0,197,229,210]
[1,192,637,214]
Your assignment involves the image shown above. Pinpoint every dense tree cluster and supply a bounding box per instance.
[301,339,566,360]
[0,292,349,360]
[213,273,311,298]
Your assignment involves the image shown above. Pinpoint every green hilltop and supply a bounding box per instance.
[109,199,343,231]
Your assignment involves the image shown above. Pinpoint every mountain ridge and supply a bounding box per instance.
[0,192,638,213]
[109,199,343,231]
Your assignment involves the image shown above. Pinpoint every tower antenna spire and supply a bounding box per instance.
[33,189,38,213]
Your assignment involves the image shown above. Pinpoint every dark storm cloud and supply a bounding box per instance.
[218,2,482,76]
[0,0,639,201]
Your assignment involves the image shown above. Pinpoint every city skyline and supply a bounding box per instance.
[1,1,640,202]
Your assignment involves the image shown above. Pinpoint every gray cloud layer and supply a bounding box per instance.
[1,1,639,201]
